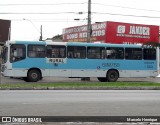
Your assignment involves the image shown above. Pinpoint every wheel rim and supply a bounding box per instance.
[31,73,38,79]
[107,70,118,82]
[110,73,116,79]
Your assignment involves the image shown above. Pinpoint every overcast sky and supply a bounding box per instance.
[1,0,160,41]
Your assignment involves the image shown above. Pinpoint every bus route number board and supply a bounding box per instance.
[46,58,66,63]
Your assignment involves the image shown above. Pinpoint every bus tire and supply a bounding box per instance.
[97,77,108,82]
[107,70,119,82]
[23,77,29,82]
[27,69,41,82]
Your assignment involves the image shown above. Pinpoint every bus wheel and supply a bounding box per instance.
[107,70,119,82]
[23,77,29,82]
[97,77,108,82]
[27,69,41,82]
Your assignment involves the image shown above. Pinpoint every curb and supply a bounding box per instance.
[1,87,160,90]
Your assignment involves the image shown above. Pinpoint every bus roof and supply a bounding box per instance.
[5,40,142,48]
[66,42,142,48]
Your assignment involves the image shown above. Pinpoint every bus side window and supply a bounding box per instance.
[106,47,124,59]
[101,49,106,59]
[87,47,105,59]
[125,48,142,60]
[46,45,66,58]
[68,52,73,58]
[46,49,52,58]
[67,46,86,59]
[28,45,45,58]
[10,44,26,63]
[28,52,36,57]
[143,48,156,60]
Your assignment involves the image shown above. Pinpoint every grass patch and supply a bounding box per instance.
[0,82,160,89]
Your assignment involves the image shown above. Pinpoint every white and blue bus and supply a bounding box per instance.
[1,40,159,82]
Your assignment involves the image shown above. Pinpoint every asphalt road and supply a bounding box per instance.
[0,90,160,116]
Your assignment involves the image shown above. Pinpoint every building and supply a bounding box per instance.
[0,19,11,45]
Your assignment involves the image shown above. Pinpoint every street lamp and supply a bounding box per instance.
[23,18,43,41]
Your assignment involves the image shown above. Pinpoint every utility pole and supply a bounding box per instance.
[82,0,91,81]
[39,25,43,41]
[87,0,91,43]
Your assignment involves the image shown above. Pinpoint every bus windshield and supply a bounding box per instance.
[1,46,8,64]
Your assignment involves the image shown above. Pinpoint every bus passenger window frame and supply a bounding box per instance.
[106,47,124,59]
[143,48,156,60]
[67,46,86,59]
[28,44,45,58]
[125,48,142,60]
[10,44,26,63]
[46,45,66,58]
[87,46,105,59]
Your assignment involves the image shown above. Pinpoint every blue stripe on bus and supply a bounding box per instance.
[12,58,157,70]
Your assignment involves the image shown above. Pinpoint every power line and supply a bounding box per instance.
[1,2,159,14]
[1,2,160,14]
[1,11,160,20]
[92,2,160,13]
[0,12,87,14]
[0,7,160,21]
[0,18,87,23]
[23,18,40,34]
[93,12,160,19]
[0,2,87,6]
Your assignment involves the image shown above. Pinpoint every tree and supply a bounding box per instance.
[143,42,160,48]
[52,34,62,41]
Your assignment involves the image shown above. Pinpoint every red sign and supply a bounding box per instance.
[63,21,159,44]
[63,22,107,42]
[106,21,159,44]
